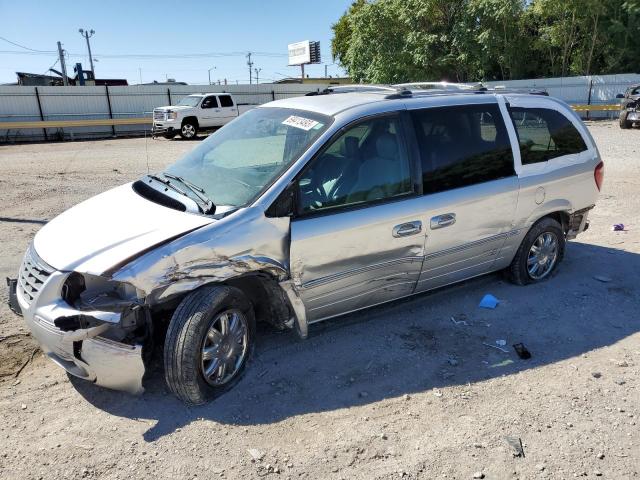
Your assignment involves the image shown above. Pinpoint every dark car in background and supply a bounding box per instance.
[617,84,640,129]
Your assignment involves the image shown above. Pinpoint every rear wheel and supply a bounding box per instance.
[506,217,565,285]
[164,285,255,404]
[180,121,198,139]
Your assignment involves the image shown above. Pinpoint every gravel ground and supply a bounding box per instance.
[0,123,639,480]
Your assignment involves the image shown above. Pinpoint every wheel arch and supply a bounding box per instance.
[223,272,292,331]
[182,116,199,128]
[524,200,573,235]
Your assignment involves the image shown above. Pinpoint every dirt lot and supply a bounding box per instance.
[0,123,639,480]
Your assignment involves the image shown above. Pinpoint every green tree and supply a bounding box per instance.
[469,0,529,80]
[330,0,640,83]
[331,0,366,67]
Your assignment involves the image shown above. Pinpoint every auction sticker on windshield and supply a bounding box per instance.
[282,115,321,131]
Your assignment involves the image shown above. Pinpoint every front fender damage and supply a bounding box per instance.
[111,213,292,306]
[117,253,289,305]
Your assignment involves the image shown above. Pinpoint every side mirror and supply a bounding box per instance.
[266,183,296,217]
[616,93,624,99]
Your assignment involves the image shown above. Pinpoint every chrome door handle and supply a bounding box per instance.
[393,221,422,238]
[430,213,456,230]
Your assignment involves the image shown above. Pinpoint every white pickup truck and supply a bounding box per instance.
[152,93,255,139]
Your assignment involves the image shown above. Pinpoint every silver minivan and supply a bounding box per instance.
[9,85,603,404]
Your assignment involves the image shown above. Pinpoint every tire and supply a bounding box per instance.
[619,112,632,129]
[164,285,255,405]
[506,217,565,286]
[180,120,198,139]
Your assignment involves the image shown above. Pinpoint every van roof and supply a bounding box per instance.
[263,83,550,117]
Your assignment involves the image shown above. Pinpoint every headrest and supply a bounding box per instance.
[313,153,343,180]
[376,134,398,160]
[343,136,359,158]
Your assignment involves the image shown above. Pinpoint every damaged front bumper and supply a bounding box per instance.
[626,109,640,121]
[11,267,146,395]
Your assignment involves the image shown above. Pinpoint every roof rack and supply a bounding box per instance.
[394,82,485,91]
[305,84,412,99]
[304,82,549,99]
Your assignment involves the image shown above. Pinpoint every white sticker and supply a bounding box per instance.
[282,115,320,131]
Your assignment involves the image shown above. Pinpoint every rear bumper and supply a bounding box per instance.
[566,205,594,240]
[13,268,145,395]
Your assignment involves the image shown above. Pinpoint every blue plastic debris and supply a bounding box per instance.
[479,294,499,309]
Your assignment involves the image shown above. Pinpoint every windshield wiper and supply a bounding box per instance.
[146,173,189,197]
[162,173,216,214]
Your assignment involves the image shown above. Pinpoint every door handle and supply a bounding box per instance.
[393,221,422,238]
[430,213,456,230]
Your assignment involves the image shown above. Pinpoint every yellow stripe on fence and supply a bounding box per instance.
[571,104,620,112]
[0,117,152,129]
[0,105,623,131]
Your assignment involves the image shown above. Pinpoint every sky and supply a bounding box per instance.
[0,0,352,85]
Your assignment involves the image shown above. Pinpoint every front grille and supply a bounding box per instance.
[18,245,54,307]
[153,110,166,121]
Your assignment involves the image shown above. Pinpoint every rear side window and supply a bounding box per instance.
[410,104,515,195]
[201,96,218,109]
[509,107,587,165]
[219,95,234,107]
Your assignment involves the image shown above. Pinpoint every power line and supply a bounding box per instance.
[0,36,53,53]
[0,45,287,60]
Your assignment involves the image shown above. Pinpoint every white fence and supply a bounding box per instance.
[0,83,331,142]
[1,73,638,142]
[483,73,640,119]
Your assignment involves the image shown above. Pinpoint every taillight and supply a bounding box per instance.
[594,161,604,191]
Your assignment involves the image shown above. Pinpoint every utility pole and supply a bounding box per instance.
[208,66,216,85]
[78,28,96,78]
[325,64,328,78]
[246,52,254,84]
[254,67,262,84]
[57,41,69,85]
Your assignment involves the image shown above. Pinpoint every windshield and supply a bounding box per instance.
[176,96,202,107]
[164,107,332,208]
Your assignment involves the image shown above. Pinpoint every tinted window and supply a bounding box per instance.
[509,107,587,165]
[219,95,234,107]
[411,104,515,195]
[298,115,413,213]
[201,96,218,109]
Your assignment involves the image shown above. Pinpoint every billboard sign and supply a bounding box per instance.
[288,41,321,66]
[288,41,311,66]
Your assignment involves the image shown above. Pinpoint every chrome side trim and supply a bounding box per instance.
[417,258,496,284]
[307,267,504,325]
[300,256,424,290]
[306,270,415,303]
[423,229,521,261]
[299,230,521,292]
[307,279,418,313]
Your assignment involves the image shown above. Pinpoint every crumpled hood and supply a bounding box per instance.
[33,183,214,275]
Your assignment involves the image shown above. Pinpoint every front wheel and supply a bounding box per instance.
[180,121,198,139]
[164,285,255,405]
[619,111,632,129]
[506,217,565,285]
